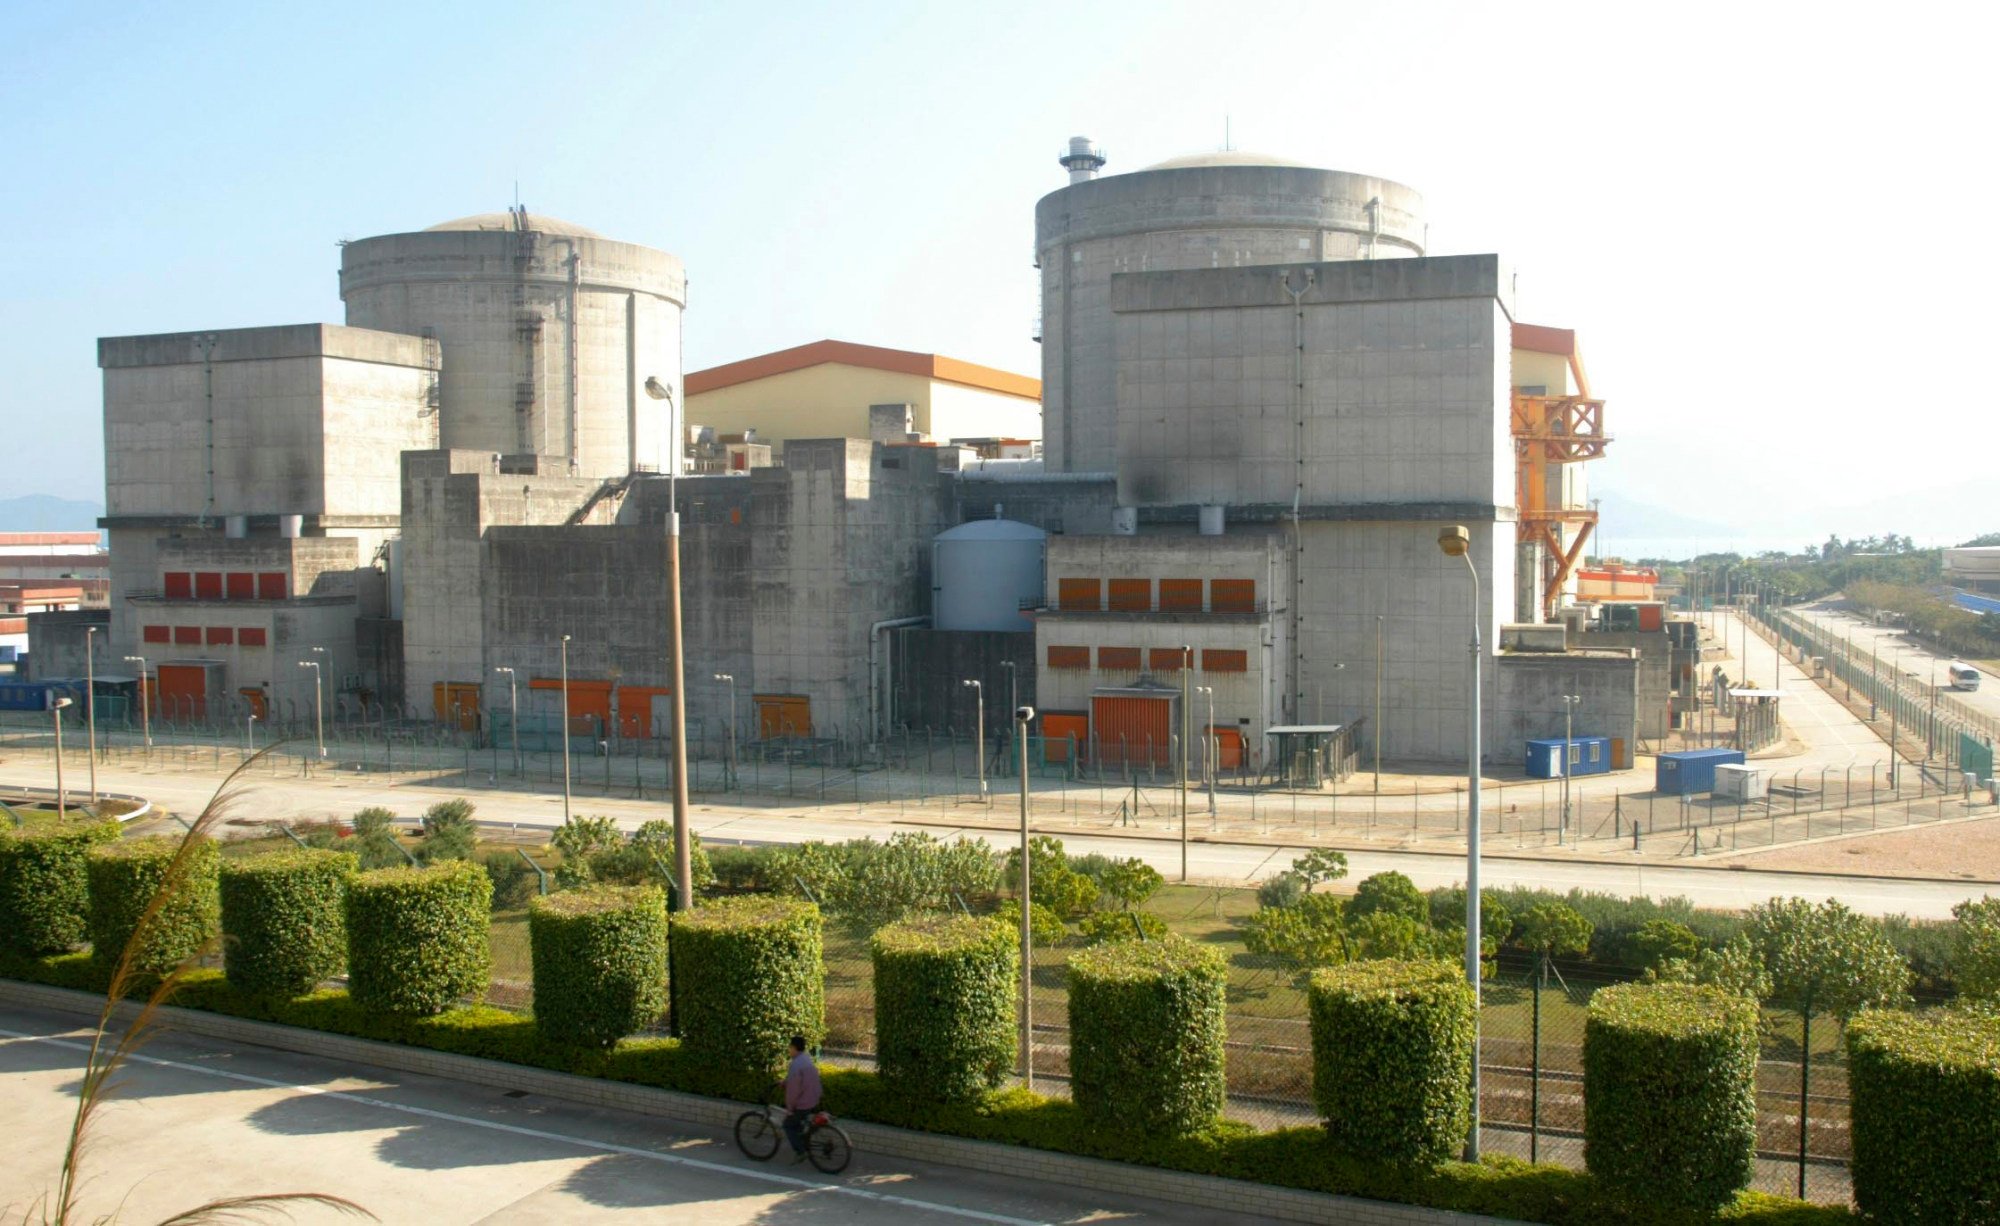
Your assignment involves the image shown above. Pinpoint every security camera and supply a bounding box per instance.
[1014,705,1035,723]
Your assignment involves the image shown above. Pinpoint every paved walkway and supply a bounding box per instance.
[0,1002,1272,1226]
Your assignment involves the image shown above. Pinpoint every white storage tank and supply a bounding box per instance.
[932,519,1047,632]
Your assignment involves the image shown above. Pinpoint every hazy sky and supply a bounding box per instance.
[2,1,1989,540]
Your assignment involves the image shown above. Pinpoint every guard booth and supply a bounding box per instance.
[1728,687,1783,752]
[1265,724,1356,789]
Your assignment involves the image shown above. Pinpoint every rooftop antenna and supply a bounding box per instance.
[1225,115,1232,151]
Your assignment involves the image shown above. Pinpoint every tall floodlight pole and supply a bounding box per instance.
[560,634,573,825]
[645,375,694,911]
[84,626,98,804]
[124,656,151,748]
[1438,525,1482,1161]
[1560,693,1581,845]
[1196,684,1216,817]
[963,679,987,799]
[494,666,520,774]
[1375,614,1384,793]
[1179,644,1192,882]
[52,697,73,817]
[1015,704,1035,1091]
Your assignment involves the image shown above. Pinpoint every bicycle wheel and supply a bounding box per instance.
[734,1109,780,1161]
[805,1122,851,1174]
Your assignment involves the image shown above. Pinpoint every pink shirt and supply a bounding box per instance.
[784,1051,822,1111]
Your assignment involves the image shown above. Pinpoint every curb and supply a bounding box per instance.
[0,979,1520,1226]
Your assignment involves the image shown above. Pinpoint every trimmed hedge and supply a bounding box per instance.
[219,849,356,997]
[529,885,669,1048]
[0,951,1855,1225]
[0,818,119,955]
[670,896,823,1086]
[1067,935,1226,1134]
[872,915,1016,1102]
[85,836,221,978]
[345,861,492,1016]
[1847,1007,2000,1223]
[1308,959,1475,1168]
[1583,982,1759,1214]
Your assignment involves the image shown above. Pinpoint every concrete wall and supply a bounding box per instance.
[341,224,685,480]
[23,609,107,681]
[886,628,1037,735]
[1493,649,1641,770]
[1037,160,1425,474]
[953,473,1118,537]
[1577,628,1674,738]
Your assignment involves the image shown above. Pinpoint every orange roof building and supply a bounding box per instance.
[685,340,1040,454]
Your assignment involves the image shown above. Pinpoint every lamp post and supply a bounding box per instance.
[494,666,520,775]
[714,673,737,788]
[1014,703,1035,1091]
[1180,643,1192,882]
[51,696,73,817]
[1196,684,1216,818]
[246,712,258,756]
[124,656,151,749]
[1560,693,1581,845]
[1891,643,1906,787]
[299,649,325,761]
[644,374,695,912]
[1437,524,1483,1161]
[560,634,573,825]
[1001,659,1017,723]
[84,626,98,805]
[1375,614,1384,794]
[963,679,987,799]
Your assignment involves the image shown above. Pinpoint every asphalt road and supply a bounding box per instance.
[4,753,1995,918]
[1,1001,1273,1225]
[1788,601,2000,731]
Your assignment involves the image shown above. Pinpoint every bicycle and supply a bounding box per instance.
[734,1084,852,1174]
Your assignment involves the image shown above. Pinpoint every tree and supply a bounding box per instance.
[1003,835,1099,919]
[1652,934,1771,1000]
[1951,896,2000,1001]
[1256,872,1307,910]
[1098,858,1164,911]
[1429,886,1514,957]
[550,814,621,889]
[349,806,408,870]
[418,798,478,864]
[1627,918,1702,973]
[1243,894,1349,977]
[1290,848,1349,889]
[1348,871,1427,924]
[1343,911,1452,961]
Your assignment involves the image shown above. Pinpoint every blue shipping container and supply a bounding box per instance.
[1525,736,1614,779]
[1656,748,1746,795]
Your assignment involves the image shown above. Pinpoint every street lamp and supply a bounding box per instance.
[1437,524,1483,1161]
[560,635,574,825]
[1195,684,1217,819]
[299,649,325,760]
[645,374,695,912]
[494,666,521,775]
[1014,703,1036,1091]
[123,656,151,749]
[51,696,73,817]
[962,679,987,799]
[84,625,98,805]
[246,711,258,756]
[1179,643,1192,881]
[1560,693,1582,844]
[714,673,737,787]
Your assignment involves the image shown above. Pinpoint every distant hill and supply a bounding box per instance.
[1592,489,1729,538]
[0,494,103,533]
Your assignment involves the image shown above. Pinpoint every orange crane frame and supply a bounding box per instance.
[1511,325,1610,619]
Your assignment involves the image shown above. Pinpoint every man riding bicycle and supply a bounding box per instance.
[781,1035,822,1163]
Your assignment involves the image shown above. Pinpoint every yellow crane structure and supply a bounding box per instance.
[1511,323,1610,620]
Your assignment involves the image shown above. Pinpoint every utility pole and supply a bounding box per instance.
[1180,644,1191,882]
[1374,614,1384,794]
[1560,693,1581,845]
[1014,704,1035,1092]
[84,626,97,805]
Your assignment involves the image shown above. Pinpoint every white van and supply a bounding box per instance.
[1948,662,1983,692]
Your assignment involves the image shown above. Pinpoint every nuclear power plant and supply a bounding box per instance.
[57,139,1666,775]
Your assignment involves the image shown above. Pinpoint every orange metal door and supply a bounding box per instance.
[756,694,813,739]
[433,682,482,732]
[158,664,207,720]
[1041,712,1088,764]
[1092,695,1171,767]
[1208,725,1244,770]
[238,688,267,720]
[615,686,670,739]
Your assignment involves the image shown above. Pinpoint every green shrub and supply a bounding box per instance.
[483,850,541,910]
[0,818,119,955]
[1627,918,1701,973]
[218,848,356,996]
[1067,935,1226,1134]
[1076,909,1168,944]
[419,798,477,864]
[1350,872,1428,924]
[528,886,669,1048]
[349,806,410,870]
[1308,959,1475,1168]
[670,896,823,1086]
[871,915,1016,1101]
[345,861,492,1015]
[86,836,221,978]
[1256,871,1306,910]
[707,845,774,891]
[1847,1006,2000,1223]
[1584,982,1759,1214]
[994,898,1069,947]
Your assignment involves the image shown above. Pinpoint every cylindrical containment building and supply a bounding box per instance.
[339,212,686,480]
[932,518,1047,632]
